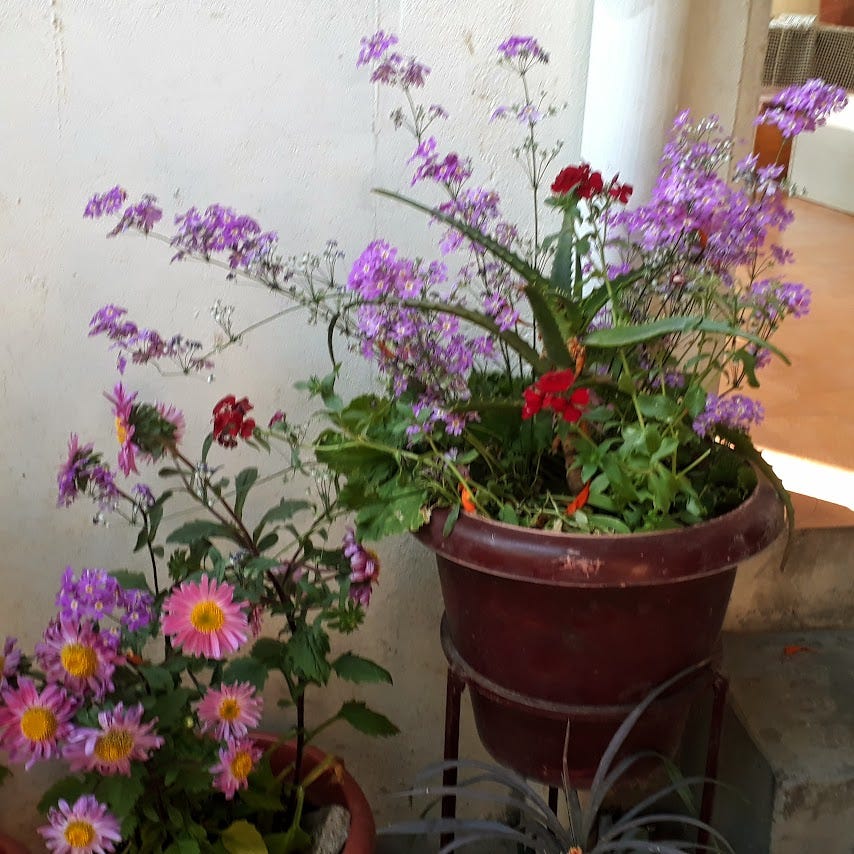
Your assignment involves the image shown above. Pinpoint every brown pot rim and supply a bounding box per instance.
[416,471,785,587]
[252,733,375,854]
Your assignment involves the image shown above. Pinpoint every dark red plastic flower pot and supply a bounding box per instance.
[417,475,785,786]
[0,834,28,854]
[253,734,376,853]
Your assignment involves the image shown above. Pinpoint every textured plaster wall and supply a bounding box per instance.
[0,0,595,844]
[0,0,775,845]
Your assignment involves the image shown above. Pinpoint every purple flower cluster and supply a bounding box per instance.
[614,112,794,273]
[357,29,430,89]
[343,528,380,606]
[57,433,119,509]
[757,78,848,138]
[348,240,494,435]
[56,567,154,632]
[750,279,811,321]
[409,137,472,189]
[1,636,21,689]
[172,204,278,271]
[692,393,765,438]
[84,186,127,218]
[89,304,213,374]
[497,36,549,65]
[436,187,505,255]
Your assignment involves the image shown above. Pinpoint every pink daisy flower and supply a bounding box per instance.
[343,527,381,606]
[155,401,186,448]
[161,574,249,659]
[35,619,122,700]
[194,682,263,741]
[0,636,22,690]
[210,737,263,800]
[64,702,164,776]
[39,794,122,853]
[0,678,77,769]
[104,382,139,476]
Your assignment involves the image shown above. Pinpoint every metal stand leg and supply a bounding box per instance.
[697,672,729,848]
[441,667,466,849]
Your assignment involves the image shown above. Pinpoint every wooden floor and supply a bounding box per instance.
[750,197,854,526]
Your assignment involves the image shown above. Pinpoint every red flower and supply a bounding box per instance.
[609,180,633,204]
[521,371,589,423]
[212,395,256,448]
[551,164,605,200]
[535,369,576,394]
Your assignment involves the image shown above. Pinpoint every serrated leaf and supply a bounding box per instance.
[337,700,399,737]
[252,499,312,542]
[332,652,393,685]
[166,519,237,545]
[252,637,288,670]
[37,775,87,813]
[287,623,331,684]
[221,820,268,854]
[222,656,269,692]
[549,207,578,295]
[243,556,282,575]
[165,840,201,854]
[95,768,145,816]
[140,665,174,693]
[234,467,259,520]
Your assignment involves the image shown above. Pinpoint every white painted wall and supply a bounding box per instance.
[0,0,776,846]
[0,0,596,845]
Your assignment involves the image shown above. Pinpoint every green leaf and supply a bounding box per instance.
[109,569,152,592]
[95,767,145,816]
[221,820,268,854]
[149,687,196,728]
[524,284,575,368]
[287,623,331,684]
[636,394,680,422]
[222,656,269,691]
[498,503,520,525]
[332,652,393,685]
[585,316,790,363]
[252,637,289,670]
[355,481,429,539]
[234,467,259,520]
[201,433,214,463]
[337,700,399,737]
[264,826,313,854]
[166,519,237,545]
[549,206,578,295]
[140,665,175,693]
[37,775,87,813]
[732,347,760,388]
[165,840,201,854]
[252,499,312,542]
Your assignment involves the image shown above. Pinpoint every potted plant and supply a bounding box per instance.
[0,317,396,850]
[77,34,847,787]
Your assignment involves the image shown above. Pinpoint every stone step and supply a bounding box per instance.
[703,630,854,854]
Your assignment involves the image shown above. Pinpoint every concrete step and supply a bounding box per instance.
[705,630,854,854]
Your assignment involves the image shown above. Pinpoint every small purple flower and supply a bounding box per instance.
[57,434,97,508]
[118,588,155,632]
[343,528,380,607]
[757,78,848,138]
[751,279,811,320]
[84,186,127,218]
[109,194,163,236]
[132,483,156,508]
[56,567,121,623]
[1,637,21,690]
[497,36,549,64]
[517,104,543,125]
[692,393,765,438]
[357,30,399,67]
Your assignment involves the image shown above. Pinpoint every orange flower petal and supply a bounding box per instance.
[566,481,591,515]
[783,644,815,658]
[459,483,476,513]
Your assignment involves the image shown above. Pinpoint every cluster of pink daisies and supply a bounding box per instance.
[0,569,269,852]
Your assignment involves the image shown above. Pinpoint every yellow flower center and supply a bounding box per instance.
[115,416,128,446]
[64,820,96,848]
[61,642,98,678]
[190,600,225,633]
[230,750,253,780]
[94,728,134,763]
[20,707,58,743]
[218,698,241,721]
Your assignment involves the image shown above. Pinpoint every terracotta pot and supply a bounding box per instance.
[0,834,28,854]
[253,734,375,854]
[417,475,785,786]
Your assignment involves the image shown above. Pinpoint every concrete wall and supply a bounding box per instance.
[0,0,774,846]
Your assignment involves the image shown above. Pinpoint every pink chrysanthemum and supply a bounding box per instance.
[64,702,164,776]
[195,682,263,741]
[39,794,122,853]
[210,737,263,800]
[0,678,77,769]
[35,619,122,701]
[343,527,381,607]
[161,574,249,659]
[155,401,186,448]
[104,382,139,476]
[0,636,22,689]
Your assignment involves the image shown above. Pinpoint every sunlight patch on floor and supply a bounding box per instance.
[759,448,854,511]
